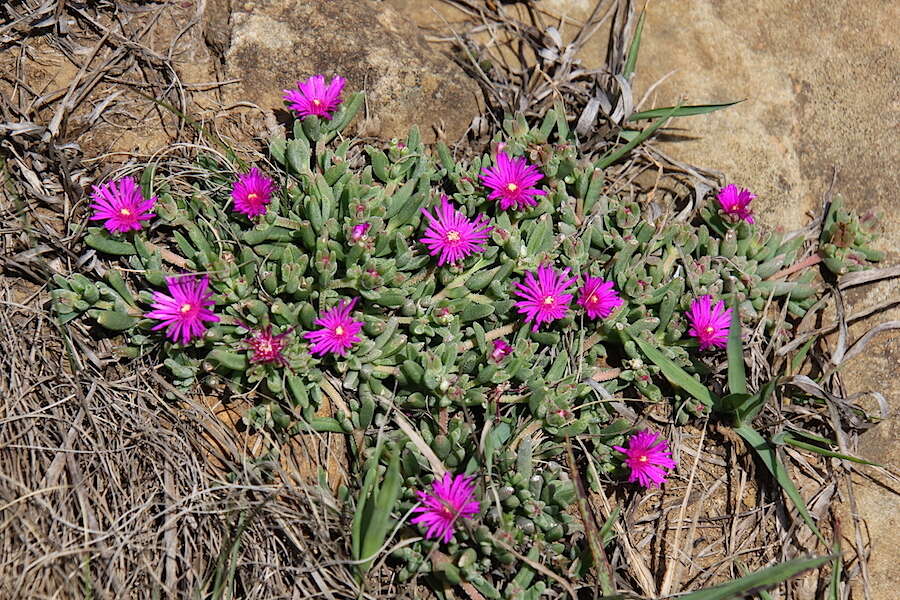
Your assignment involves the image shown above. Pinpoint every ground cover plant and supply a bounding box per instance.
[3,1,898,598]
[49,72,884,600]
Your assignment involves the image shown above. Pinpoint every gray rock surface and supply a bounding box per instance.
[209,0,483,143]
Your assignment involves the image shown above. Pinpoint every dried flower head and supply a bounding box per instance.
[716,184,756,223]
[89,176,156,233]
[304,298,363,356]
[282,74,346,120]
[243,325,292,366]
[513,265,576,331]
[145,275,219,345]
[480,152,547,211]
[420,195,493,266]
[686,295,732,350]
[231,168,276,218]
[577,276,623,319]
[410,473,480,543]
[613,430,677,488]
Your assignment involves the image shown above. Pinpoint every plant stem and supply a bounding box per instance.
[765,253,822,281]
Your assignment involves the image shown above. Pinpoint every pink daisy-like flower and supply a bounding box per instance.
[613,430,677,488]
[282,74,346,120]
[513,265,576,331]
[350,223,370,241]
[716,184,756,224]
[303,298,363,356]
[145,275,220,345]
[577,276,624,319]
[480,152,547,211]
[490,339,513,363]
[686,295,733,350]
[89,176,156,233]
[243,325,292,366]
[419,195,493,266]
[231,168,276,218]
[410,473,480,544]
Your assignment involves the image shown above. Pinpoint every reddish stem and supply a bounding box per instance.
[765,253,822,281]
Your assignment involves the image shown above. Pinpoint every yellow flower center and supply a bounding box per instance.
[506,183,518,192]
[590,294,598,303]
[312,98,322,106]
[638,455,648,463]
[247,192,258,200]
[180,303,192,313]
[705,325,715,334]
[258,340,272,354]
[119,208,131,216]
[543,295,555,305]
[446,230,461,241]
[335,326,344,336]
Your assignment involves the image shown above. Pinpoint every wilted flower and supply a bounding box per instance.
[513,265,576,331]
[145,275,219,345]
[613,430,677,488]
[686,295,732,350]
[577,276,623,319]
[490,339,513,362]
[480,152,546,211]
[419,195,492,266]
[410,473,480,543]
[304,298,363,356]
[89,176,156,233]
[243,325,292,366]
[231,168,275,218]
[716,184,755,223]
[282,74,346,120]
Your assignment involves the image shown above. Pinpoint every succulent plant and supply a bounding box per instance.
[52,91,880,595]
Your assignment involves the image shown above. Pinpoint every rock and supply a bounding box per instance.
[213,0,482,143]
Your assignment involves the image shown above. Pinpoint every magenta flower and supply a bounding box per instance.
[577,276,623,319]
[490,339,513,363]
[282,74,346,120]
[716,184,756,224]
[243,325,292,366]
[304,298,363,356]
[89,176,156,233]
[513,265,576,331]
[410,473,480,543]
[419,195,493,266]
[686,295,733,350]
[231,168,275,218]
[145,275,220,345]
[613,430,677,488]
[480,152,547,211]
[350,223,370,241]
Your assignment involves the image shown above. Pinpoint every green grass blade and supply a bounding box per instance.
[595,105,680,169]
[359,452,402,573]
[789,336,817,374]
[351,438,386,562]
[726,296,747,395]
[627,100,742,121]
[780,433,881,466]
[598,505,621,546]
[734,424,825,543]
[623,10,646,80]
[677,554,833,600]
[828,538,842,600]
[736,378,776,425]
[630,333,718,408]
